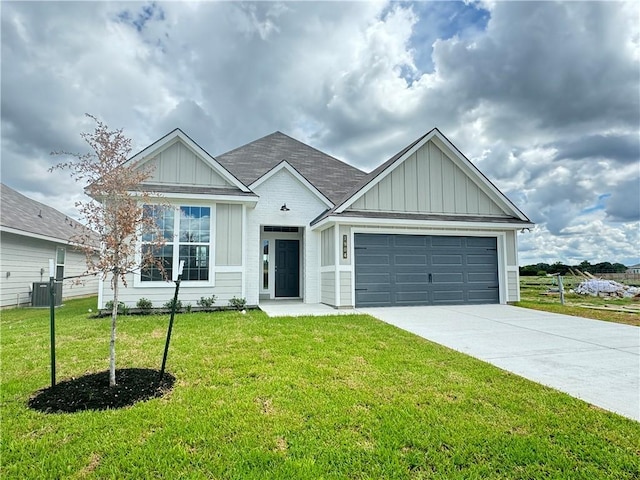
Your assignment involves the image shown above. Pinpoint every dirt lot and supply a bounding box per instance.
[515,275,640,327]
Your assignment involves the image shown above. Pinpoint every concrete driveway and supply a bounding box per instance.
[359,305,639,421]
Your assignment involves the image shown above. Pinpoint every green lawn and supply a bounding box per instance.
[2,297,639,479]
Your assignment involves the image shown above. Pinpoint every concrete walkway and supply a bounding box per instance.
[260,301,639,420]
[360,305,639,421]
[260,300,358,317]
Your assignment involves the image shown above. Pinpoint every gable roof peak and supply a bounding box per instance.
[216,130,367,204]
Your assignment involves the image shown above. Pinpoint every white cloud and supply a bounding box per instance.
[1,1,638,266]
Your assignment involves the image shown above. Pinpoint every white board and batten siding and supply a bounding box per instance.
[216,204,243,266]
[1,232,98,307]
[332,139,525,306]
[350,140,508,217]
[145,140,234,188]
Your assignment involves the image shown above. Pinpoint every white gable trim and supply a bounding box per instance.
[0,225,97,250]
[129,129,251,193]
[249,160,334,208]
[335,129,529,222]
[310,214,533,232]
[128,191,259,207]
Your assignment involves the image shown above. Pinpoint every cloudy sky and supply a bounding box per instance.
[1,1,639,266]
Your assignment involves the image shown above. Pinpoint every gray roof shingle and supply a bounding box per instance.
[0,183,97,246]
[215,132,367,204]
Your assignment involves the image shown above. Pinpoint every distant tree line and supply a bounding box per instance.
[519,261,628,276]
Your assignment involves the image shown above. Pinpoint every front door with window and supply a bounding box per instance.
[275,239,299,297]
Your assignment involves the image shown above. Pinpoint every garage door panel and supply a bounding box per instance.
[394,254,427,265]
[468,272,498,283]
[356,254,391,266]
[396,292,430,303]
[357,235,390,247]
[468,289,500,302]
[467,253,497,265]
[394,280,431,291]
[394,235,428,247]
[395,273,429,284]
[431,254,463,266]
[354,234,499,307]
[357,273,391,284]
[357,292,392,306]
[465,236,497,248]
[432,289,464,303]
[433,272,464,283]
[431,236,462,248]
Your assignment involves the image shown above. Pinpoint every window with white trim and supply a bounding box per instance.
[141,205,211,282]
[55,247,65,281]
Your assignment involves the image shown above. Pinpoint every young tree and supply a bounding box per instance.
[51,114,166,386]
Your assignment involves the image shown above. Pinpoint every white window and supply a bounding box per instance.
[55,247,66,281]
[141,205,211,282]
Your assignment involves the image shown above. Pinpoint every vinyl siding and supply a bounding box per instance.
[351,140,508,217]
[0,232,98,307]
[339,270,352,307]
[216,204,242,266]
[101,271,243,308]
[145,140,233,187]
[507,270,519,302]
[321,271,335,306]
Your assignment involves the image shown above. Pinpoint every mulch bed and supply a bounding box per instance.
[28,368,175,414]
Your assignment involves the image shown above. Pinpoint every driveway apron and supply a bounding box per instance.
[359,305,639,421]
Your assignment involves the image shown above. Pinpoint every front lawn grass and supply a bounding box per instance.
[2,297,639,479]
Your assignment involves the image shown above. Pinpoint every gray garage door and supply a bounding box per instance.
[354,234,499,307]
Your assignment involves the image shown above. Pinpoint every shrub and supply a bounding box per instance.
[185,303,192,313]
[104,301,129,315]
[136,298,153,311]
[163,298,182,312]
[197,295,217,308]
[228,297,247,311]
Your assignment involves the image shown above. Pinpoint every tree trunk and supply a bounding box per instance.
[109,276,119,387]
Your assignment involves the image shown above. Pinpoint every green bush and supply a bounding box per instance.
[136,298,153,311]
[228,297,247,311]
[197,295,217,308]
[104,300,129,315]
[163,299,182,311]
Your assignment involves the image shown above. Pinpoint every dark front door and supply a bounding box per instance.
[275,240,300,297]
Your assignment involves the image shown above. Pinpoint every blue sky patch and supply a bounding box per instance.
[580,193,612,215]
[116,2,165,32]
[408,1,490,73]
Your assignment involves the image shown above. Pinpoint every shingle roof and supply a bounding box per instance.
[0,183,97,246]
[215,132,367,204]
